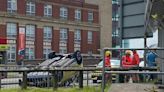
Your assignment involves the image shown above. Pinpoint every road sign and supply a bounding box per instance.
[120,0,153,39]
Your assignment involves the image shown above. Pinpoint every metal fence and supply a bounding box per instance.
[0,66,103,91]
[101,48,164,92]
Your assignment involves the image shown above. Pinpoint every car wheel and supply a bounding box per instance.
[73,50,82,65]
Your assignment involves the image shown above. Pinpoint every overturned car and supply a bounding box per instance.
[25,50,82,87]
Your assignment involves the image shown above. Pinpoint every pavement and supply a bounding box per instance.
[108,83,164,92]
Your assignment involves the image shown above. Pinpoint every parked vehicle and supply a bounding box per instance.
[91,59,120,83]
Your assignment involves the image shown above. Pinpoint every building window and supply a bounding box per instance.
[7,45,16,62]
[59,47,67,54]
[74,29,81,43]
[26,1,35,15]
[88,31,92,44]
[7,0,17,13]
[44,26,52,41]
[25,47,34,59]
[88,11,93,23]
[75,9,81,21]
[43,48,51,59]
[60,28,68,42]
[60,7,68,19]
[44,4,52,17]
[7,23,17,38]
[26,25,35,39]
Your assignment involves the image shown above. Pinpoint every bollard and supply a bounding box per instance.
[52,71,58,91]
[79,71,83,88]
[22,71,27,89]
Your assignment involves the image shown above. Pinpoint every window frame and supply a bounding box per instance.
[44,4,52,17]
[87,31,93,44]
[7,23,17,38]
[43,26,52,41]
[60,28,68,42]
[75,9,81,21]
[88,11,94,22]
[26,1,35,15]
[60,7,68,19]
[7,0,17,13]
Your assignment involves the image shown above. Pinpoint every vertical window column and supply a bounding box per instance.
[74,29,81,51]
[25,25,35,60]
[7,23,17,62]
[88,31,93,44]
[43,26,52,59]
[59,28,68,54]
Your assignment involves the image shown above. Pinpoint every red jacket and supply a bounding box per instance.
[122,55,133,68]
[105,56,111,67]
[132,52,140,65]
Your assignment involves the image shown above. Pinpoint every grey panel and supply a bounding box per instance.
[123,0,144,4]
[121,0,151,39]
[122,26,145,39]
[158,30,164,84]
[123,2,145,16]
[123,15,144,27]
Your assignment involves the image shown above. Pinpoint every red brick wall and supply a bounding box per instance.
[81,30,100,54]
[0,25,6,38]
[36,2,44,17]
[81,30,87,53]
[93,11,99,24]
[82,10,88,22]
[92,31,100,53]
[67,31,74,53]
[17,0,26,15]
[68,7,75,21]
[0,0,7,11]
[53,5,60,19]
[52,29,59,53]
[35,28,43,59]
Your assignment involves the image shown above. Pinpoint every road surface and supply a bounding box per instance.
[108,83,164,92]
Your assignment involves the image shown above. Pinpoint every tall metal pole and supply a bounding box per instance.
[101,49,105,92]
[119,0,123,68]
[144,32,147,67]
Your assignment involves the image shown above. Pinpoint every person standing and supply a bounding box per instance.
[105,51,112,83]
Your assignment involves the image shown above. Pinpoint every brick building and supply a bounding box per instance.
[0,0,100,63]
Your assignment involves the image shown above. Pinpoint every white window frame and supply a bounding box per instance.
[43,48,51,59]
[59,47,67,54]
[26,25,35,39]
[88,11,93,22]
[7,23,17,38]
[75,9,81,21]
[7,45,16,62]
[43,26,52,41]
[7,0,17,13]
[60,7,68,19]
[74,29,81,43]
[44,4,52,17]
[88,31,93,44]
[60,28,68,42]
[25,47,35,60]
[26,1,35,15]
